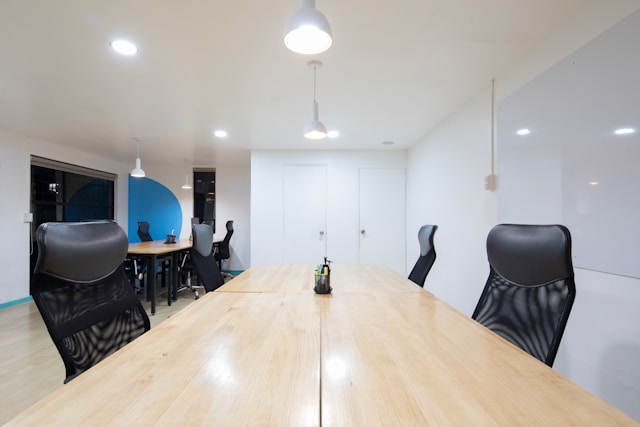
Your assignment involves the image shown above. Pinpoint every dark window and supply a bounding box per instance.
[193,170,215,232]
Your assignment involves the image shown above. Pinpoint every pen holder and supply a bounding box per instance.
[314,272,331,294]
[165,234,176,244]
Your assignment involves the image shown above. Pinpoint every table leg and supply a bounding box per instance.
[149,254,157,315]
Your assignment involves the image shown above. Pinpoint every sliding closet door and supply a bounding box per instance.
[283,164,327,264]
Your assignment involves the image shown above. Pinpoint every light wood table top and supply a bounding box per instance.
[127,239,193,255]
[7,265,637,426]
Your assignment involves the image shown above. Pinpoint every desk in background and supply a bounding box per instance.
[7,265,637,426]
[127,239,192,315]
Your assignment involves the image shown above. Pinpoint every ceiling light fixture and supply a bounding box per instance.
[284,0,332,55]
[304,61,327,140]
[130,139,145,178]
[614,127,636,135]
[110,39,138,56]
[181,174,192,189]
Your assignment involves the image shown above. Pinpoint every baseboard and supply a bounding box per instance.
[0,296,33,310]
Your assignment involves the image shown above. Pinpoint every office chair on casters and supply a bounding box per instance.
[214,220,234,279]
[472,224,576,367]
[137,220,153,242]
[30,220,150,384]
[136,220,172,293]
[408,224,438,287]
[190,224,225,293]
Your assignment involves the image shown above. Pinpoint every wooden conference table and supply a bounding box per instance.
[7,265,637,426]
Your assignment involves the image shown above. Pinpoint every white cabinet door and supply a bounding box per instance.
[283,164,327,264]
[358,167,406,274]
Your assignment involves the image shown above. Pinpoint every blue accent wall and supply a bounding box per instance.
[128,175,183,242]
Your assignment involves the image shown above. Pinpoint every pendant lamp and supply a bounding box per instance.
[181,174,192,189]
[284,0,332,55]
[304,61,327,140]
[130,144,145,178]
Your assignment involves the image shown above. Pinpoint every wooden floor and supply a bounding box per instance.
[0,285,202,425]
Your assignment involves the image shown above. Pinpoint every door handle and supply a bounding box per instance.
[319,230,325,239]
[360,229,366,236]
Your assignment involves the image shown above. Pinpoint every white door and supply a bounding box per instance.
[358,167,406,274]
[283,164,327,264]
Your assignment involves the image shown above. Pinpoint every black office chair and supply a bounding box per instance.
[190,223,225,292]
[214,220,234,274]
[30,220,150,383]
[408,224,438,287]
[137,221,153,242]
[472,224,576,367]
[136,220,171,292]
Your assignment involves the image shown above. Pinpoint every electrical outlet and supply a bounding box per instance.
[24,212,33,223]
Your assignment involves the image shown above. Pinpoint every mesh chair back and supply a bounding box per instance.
[137,221,153,241]
[31,220,150,383]
[472,224,576,367]
[215,220,234,262]
[191,224,225,292]
[408,224,437,287]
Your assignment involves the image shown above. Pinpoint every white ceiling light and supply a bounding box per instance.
[110,39,138,56]
[516,128,531,136]
[213,129,228,138]
[130,138,145,178]
[614,127,636,135]
[304,61,327,140]
[284,0,332,55]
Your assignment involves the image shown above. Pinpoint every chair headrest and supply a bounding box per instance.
[34,221,129,283]
[487,224,573,286]
[192,224,213,256]
[417,224,437,256]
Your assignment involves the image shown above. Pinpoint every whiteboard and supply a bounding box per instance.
[497,10,640,278]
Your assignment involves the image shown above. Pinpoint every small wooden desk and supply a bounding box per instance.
[7,265,637,426]
[127,239,193,315]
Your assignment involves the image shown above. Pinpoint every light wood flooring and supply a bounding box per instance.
[0,286,200,424]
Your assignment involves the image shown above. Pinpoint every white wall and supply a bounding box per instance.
[0,128,129,304]
[215,166,251,271]
[406,2,640,420]
[251,150,407,267]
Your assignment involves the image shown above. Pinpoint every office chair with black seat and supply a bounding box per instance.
[214,220,234,278]
[408,224,438,287]
[136,220,172,293]
[30,220,150,384]
[190,223,225,293]
[472,224,576,367]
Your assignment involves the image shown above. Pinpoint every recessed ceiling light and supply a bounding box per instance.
[382,141,394,145]
[110,39,138,56]
[613,127,636,135]
[327,130,339,138]
[589,181,599,186]
[213,130,228,138]
[516,128,531,136]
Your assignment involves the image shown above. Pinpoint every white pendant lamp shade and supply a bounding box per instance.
[181,174,192,189]
[284,0,332,55]
[131,156,145,178]
[304,100,327,139]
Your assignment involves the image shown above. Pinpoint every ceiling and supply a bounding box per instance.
[0,1,588,169]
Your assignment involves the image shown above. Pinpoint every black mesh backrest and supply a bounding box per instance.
[214,220,234,262]
[31,221,150,383]
[137,221,152,241]
[408,224,438,287]
[191,224,225,292]
[472,224,576,367]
